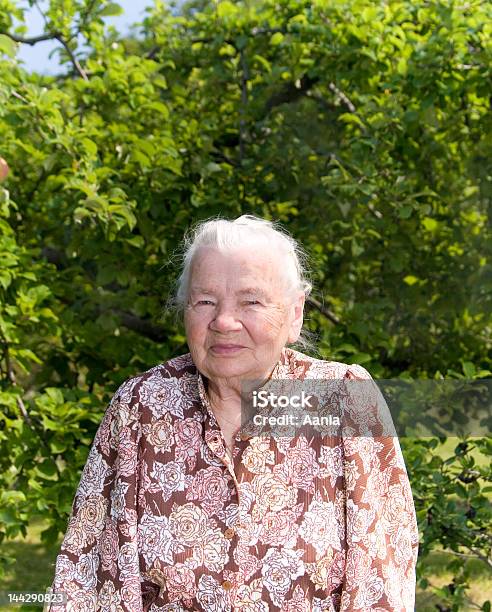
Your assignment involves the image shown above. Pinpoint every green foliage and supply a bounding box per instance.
[0,0,491,606]
[409,436,492,608]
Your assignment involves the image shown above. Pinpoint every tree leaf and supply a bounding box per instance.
[99,2,123,17]
[0,34,17,58]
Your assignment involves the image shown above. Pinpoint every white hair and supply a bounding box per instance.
[167,215,317,353]
[174,214,313,308]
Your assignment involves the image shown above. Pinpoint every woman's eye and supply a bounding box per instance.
[245,300,260,305]
[197,300,215,306]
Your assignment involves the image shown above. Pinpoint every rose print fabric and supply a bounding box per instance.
[48,347,419,611]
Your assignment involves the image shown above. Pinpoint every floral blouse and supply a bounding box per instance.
[48,347,419,611]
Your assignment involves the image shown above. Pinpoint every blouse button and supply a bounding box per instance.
[221,580,232,590]
[224,527,235,539]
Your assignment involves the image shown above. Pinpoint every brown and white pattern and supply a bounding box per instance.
[48,348,419,611]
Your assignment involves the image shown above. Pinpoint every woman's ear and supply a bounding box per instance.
[288,292,305,344]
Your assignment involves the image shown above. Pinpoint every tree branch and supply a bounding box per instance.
[76,0,99,34]
[309,91,338,114]
[32,0,50,30]
[1,31,59,45]
[54,34,89,81]
[2,340,34,427]
[250,27,285,36]
[265,74,320,111]
[444,549,488,561]
[209,150,239,167]
[0,30,88,81]
[466,545,492,569]
[10,89,30,104]
[212,72,320,152]
[328,81,356,113]
[111,308,167,343]
[306,296,341,325]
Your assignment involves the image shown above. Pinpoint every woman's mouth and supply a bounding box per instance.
[210,344,245,354]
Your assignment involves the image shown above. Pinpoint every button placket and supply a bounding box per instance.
[198,368,254,583]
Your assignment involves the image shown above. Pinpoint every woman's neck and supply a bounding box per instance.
[205,378,242,418]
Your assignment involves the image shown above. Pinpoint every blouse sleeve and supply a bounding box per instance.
[339,364,419,611]
[47,376,149,612]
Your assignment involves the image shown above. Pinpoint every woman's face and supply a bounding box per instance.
[184,246,305,385]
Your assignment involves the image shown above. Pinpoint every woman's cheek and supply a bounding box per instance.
[253,308,286,334]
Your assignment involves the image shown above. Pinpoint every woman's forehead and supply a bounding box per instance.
[189,248,289,295]
[191,246,285,276]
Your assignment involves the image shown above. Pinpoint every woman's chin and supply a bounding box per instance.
[207,360,255,380]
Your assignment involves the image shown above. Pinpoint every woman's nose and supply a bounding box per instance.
[209,306,242,332]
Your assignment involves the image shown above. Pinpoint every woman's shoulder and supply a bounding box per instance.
[117,352,195,385]
[140,351,196,377]
[284,347,373,380]
[109,353,198,409]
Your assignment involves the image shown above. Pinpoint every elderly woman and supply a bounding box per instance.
[48,215,419,611]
